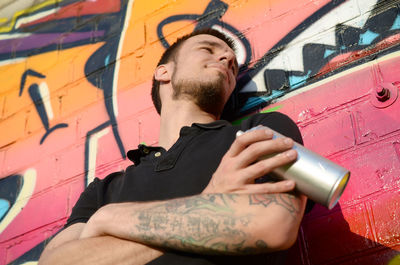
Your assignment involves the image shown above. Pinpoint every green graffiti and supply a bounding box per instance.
[231,105,283,125]
[388,254,400,265]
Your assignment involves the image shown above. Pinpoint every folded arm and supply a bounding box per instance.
[39,223,163,265]
[39,127,306,264]
[80,191,305,255]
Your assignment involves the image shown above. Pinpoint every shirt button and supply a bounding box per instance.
[154,152,161,157]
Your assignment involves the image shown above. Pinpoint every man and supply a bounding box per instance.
[39,28,308,265]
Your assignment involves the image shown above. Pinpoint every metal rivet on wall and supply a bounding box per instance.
[370,82,399,108]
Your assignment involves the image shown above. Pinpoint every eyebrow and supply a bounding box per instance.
[197,40,224,48]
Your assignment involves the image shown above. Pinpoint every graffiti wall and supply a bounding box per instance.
[0,0,399,264]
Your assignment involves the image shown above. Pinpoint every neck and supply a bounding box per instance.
[158,99,218,150]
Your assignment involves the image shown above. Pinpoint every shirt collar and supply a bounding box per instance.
[192,119,230,129]
[127,120,231,164]
[127,145,163,165]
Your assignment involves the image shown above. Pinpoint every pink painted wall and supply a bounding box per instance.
[0,0,399,264]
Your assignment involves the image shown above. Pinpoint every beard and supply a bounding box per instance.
[171,71,226,117]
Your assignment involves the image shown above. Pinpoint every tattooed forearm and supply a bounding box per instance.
[249,193,300,219]
[132,194,257,254]
[127,193,302,255]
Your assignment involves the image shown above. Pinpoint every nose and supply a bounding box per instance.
[219,50,236,71]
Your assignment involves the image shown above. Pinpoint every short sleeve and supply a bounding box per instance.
[240,112,303,145]
[64,177,103,228]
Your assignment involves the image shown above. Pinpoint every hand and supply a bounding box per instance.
[203,126,298,194]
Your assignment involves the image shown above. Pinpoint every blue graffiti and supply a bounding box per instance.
[157,0,400,118]
[359,30,379,45]
[0,199,10,221]
[289,70,312,89]
[0,174,23,223]
[324,49,335,58]
[19,69,68,144]
[390,15,400,30]
[237,0,400,117]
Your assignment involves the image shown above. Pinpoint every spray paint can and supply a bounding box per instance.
[237,127,350,209]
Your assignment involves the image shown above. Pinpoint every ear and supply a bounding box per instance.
[154,63,173,82]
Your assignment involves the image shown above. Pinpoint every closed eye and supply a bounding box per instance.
[200,47,213,53]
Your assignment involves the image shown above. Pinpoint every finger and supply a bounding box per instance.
[236,180,296,194]
[235,137,295,168]
[241,149,298,182]
[227,127,274,157]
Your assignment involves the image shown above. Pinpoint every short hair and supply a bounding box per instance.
[151,28,236,114]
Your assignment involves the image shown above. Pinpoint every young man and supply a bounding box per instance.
[39,28,307,265]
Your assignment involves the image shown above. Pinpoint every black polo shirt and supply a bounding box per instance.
[66,112,304,264]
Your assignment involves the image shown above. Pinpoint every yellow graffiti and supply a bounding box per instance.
[0,0,61,33]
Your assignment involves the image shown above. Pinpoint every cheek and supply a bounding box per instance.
[172,67,188,82]
[177,63,204,80]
